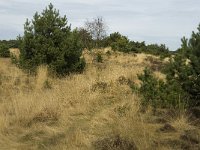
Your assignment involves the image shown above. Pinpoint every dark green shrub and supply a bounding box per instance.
[103,32,170,56]
[0,40,19,49]
[138,68,187,111]
[103,32,138,53]
[0,44,9,57]
[0,40,19,59]
[164,24,200,107]
[18,3,85,76]
[143,44,170,58]
[74,26,171,57]
[137,25,200,109]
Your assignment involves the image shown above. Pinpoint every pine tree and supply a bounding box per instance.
[166,24,200,107]
[18,3,85,76]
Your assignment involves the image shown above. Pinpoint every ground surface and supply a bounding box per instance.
[0,48,199,150]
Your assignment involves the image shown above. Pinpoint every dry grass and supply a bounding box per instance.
[171,114,194,132]
[0,49,196,150]
[35,65,49,89]
[9,48,20,59]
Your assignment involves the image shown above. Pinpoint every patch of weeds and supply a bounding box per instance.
[106,50,112,56]
[114,104,131,117]
[43,79,52,89]
[145,56,165,71]
[14,77,21,86]
[117,76,136,90]
[180,129,200,144]
[156,138,185,150]
[38,133,66,149]
[93,135,138,150]
[159,123,176,133]
[96,53,103,63]
[26,108,60,126]
[19,130,46,142]
[0,74,2,85]
[20,130,65,150]
[91,81,108,92]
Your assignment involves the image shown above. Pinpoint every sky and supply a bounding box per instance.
[0,0,200,50]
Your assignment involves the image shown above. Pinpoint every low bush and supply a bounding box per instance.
[144,44,170,58]
[102,32,171,57]
[103,32,138,53]
[137,68,187,111]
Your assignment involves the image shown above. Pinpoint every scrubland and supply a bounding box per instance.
[0,48,199,150]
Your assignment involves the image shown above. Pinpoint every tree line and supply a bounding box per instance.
[0,40,18,57]
[1,4,170,61]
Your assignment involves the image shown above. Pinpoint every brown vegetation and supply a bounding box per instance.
[0,49,198,149]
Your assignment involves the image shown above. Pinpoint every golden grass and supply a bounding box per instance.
[171,114,194,132]
[0,49,194,149]
[35,65,49,89]
[154,71,166,81]
[9,48,20,59]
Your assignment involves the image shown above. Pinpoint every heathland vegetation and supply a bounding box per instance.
[1,3,200,150]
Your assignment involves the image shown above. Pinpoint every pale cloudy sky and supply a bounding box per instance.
[0,0,200,50]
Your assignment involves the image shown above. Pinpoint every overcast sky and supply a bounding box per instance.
[0,0,200,50]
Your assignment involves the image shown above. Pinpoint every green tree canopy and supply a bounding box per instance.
[0,43,9,58]
[166,24,200,107]
[18,3,85,76]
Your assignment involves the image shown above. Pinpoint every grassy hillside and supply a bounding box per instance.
[0,48,199,150]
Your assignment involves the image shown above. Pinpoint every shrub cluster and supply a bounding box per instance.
[101,32,171,57]
[144,44,171,58]
[77,29,171,57]
[103,32,138,53]
[0,44,9,57]
[0,40,19,48]
[138,24,200,110]
[0,40,19,58]
[165,24,200,107]
[137,68,187,111]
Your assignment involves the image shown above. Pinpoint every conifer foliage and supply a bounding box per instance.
[166,24,200,107]
[18,3,85,76]
[0,43,9,57]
